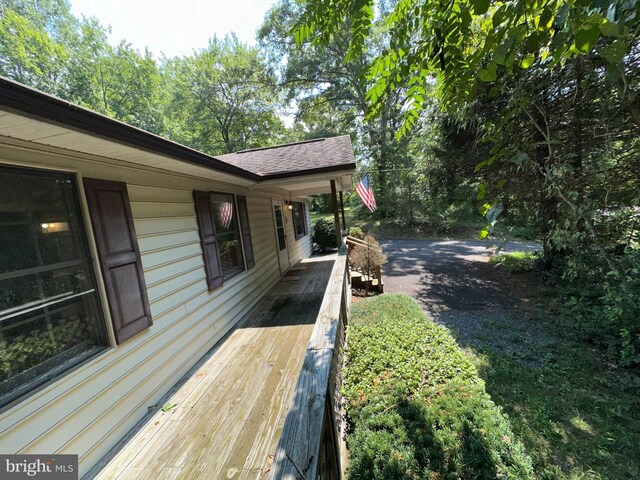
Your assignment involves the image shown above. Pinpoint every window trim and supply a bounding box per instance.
[211,192,245,282]
[0,164,112,409]
[193,190,255,292]
[292,201,308,241]
[0,161,116,346]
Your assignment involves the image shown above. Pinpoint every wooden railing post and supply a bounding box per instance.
[330,180,342,249]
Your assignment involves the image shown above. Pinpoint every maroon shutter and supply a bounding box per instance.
[83,178,152,344]
[193,191,224,289]
[236,196,255,269]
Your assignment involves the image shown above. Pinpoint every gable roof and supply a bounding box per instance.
[0,77,355,182]
[214,136,355,178]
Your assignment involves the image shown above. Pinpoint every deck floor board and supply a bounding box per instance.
[92,255,336,480]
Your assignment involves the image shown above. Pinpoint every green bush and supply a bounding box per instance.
[547,249,640,367]
[348,226,365,240]
[314,218,338,251]
[344,294,533,480]
[489,251,541,273]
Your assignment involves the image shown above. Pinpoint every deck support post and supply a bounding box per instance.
[330,180,342,248]
[339,191,346,232]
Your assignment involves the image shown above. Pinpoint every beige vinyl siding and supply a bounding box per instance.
[0,141,286,476]
[285,200,313,266]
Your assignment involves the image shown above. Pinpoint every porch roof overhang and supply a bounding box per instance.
[0,77,355,195]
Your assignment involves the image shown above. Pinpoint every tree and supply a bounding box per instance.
[0,2,70,95]
[297,0,640,364]
[163,36,286,155]
[0,0,164,133]
[260,0,421,218]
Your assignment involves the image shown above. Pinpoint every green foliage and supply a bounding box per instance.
[163,36,287,154]
[0,316,89,384]
[0,1,289,149]
[293,0,640,372]
[348,226,364,239]
[490,251,541,273]
[296,0,638,134]
[345,294,534,479]
[547,249,640,367]
[463,313,640,479]
[313,218,337,251]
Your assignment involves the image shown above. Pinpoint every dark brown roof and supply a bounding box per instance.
[214,136,355,178]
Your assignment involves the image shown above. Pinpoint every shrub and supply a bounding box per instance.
[489,251,541,273]
[349,235,387,296]
[348,226,365,240]
[539,249,640,366]
[344,294,533,480]
[314,218,337,251]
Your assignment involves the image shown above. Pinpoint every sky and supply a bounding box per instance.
[69,0,278,58]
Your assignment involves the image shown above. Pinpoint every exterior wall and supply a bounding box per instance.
[285,201,313,266]
[0,140,295,476]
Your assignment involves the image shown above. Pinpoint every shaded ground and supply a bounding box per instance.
[379,239,640,480]
[380,240,544,346]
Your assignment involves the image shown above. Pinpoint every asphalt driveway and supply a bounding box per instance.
[379,239,541,345]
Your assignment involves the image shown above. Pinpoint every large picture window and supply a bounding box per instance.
[0,166,107,408]
[292,202,308,240]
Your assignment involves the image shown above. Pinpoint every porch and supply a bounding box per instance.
[89,249,349,480]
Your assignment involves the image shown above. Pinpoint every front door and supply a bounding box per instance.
[272,200,290,273]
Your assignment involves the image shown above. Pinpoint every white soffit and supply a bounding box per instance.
[0,110,254,187]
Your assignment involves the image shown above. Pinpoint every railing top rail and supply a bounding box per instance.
[269,245,348,479]
[345,235,382,252]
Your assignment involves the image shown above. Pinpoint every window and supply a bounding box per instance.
[0,166,108,408]
[211,193,244,281]
[292,202,308,240]
[193,191,254,291]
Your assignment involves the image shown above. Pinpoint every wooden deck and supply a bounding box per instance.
[90,254,337,480]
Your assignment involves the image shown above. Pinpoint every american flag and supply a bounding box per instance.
[355,173,377,212]
[216,201,234,230]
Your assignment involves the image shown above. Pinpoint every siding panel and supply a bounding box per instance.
[0,143,298,477]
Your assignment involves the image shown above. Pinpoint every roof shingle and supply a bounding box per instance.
[214,135,355,177]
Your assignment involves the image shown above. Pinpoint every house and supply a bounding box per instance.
[0,77,354,478]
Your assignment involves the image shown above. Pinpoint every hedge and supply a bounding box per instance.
[344,294,533,479]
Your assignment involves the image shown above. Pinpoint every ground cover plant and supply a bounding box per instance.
[489,251,541,273]
[344,294,533,479]
[457,312,640,480]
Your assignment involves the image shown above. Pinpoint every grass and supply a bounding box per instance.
[457,312,640,480]
[489,251,541,273]
[344,294,534,479]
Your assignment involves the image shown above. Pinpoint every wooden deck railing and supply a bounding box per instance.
[270,245,350,479]
[345,235,384,294]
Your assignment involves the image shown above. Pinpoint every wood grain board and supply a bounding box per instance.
[268,248,348,480]
[91,254,337,480]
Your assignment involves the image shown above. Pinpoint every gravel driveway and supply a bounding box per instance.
[379,239,544,348]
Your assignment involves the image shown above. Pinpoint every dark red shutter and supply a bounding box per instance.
[83,178,152,344]
[193,191,224,289]
[236,195,255,269]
